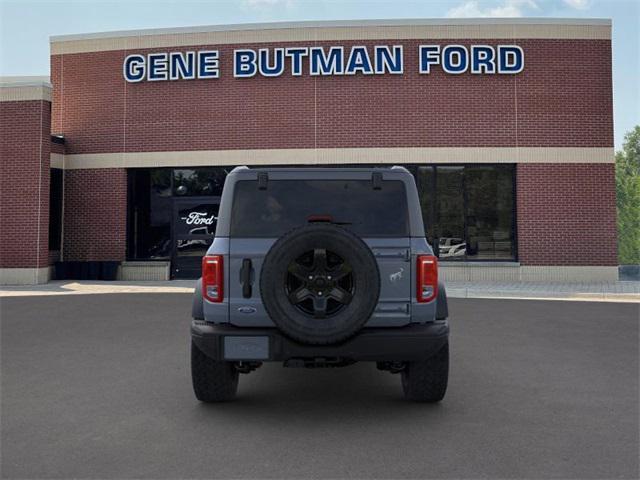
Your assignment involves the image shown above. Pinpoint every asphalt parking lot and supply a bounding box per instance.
[1,294,638,479]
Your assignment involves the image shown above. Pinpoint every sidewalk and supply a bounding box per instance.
[445,281,640,303]
[1,279,639,303]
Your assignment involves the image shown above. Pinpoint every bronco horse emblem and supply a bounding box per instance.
[389,268,404,283]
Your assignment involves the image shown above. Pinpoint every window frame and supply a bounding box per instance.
[126,167,233,261]
[413,163,518,263]
[126,164,518,263]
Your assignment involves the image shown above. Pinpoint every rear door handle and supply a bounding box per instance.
[240,258,252,298]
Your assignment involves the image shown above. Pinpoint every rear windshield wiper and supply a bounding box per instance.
[306,214,352,226]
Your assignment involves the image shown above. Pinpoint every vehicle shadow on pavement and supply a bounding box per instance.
[196,362,446,414]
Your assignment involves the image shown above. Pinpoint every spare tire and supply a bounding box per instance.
[260,224,380,345]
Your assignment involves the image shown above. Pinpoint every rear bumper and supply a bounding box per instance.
[191,321,449,362]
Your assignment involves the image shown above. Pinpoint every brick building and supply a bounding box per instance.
[0,18,617,284]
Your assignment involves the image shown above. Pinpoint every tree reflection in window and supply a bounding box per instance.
[173,168,229,196]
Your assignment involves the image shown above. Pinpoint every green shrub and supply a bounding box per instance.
[616,126,640,265]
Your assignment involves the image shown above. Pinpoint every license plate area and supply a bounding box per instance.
[223,336,269,360]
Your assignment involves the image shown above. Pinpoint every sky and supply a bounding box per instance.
[0,0,638,149]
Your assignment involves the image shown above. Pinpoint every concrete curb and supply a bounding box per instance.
[447,288,640,303]
[1,280,639,303]
[0,281,196,297]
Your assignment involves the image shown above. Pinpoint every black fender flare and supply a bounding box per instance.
[436,282,448,320]
[192,278,204,320]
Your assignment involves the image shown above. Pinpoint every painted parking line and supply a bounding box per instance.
[2,282,639,303]
[0,282,195,297]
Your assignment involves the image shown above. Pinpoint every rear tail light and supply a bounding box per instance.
[417,255,438,303]
[202,255,224,302]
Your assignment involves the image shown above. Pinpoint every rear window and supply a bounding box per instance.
[230,179,409,237]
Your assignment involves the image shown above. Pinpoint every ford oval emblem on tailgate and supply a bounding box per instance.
[238,306,257,314]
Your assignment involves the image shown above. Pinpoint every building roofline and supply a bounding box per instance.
[0,76,52,102]
[0,76,52,88]
[50,17,611,43]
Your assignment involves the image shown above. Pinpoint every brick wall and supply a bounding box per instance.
[51,39,612,154]
[51,140,65,154]
[0,100,50,269]
[62,168,127,261]
[47,33,615,269]
[517,163,617,266]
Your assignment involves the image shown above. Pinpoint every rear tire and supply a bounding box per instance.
[191,340,239,402]
[401,342,449,402]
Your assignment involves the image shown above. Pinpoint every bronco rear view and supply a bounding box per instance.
[191,166,450,402]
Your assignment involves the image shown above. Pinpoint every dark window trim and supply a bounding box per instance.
[48,168,63,251]
[125,169,134,260]
[512,165,519,262]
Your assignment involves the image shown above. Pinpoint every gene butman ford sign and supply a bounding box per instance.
[123,44,524,82]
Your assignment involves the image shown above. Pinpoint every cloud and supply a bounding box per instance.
[562,0,590,9]
[446,0,539,18]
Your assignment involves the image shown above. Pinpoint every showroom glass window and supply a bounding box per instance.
[127,167,230,260]
[173,169,227,196]
[415,165,516,261]
[127,164,515,262]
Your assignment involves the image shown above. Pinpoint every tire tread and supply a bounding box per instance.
[401,342,449,402]
[191,341,239,402]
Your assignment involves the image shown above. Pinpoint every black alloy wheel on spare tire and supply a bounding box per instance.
[260,223,380,345]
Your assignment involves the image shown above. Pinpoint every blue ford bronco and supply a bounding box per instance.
[191,166,449,402]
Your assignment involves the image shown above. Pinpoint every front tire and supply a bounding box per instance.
[401,342,449,402]
[191,340,239,402]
